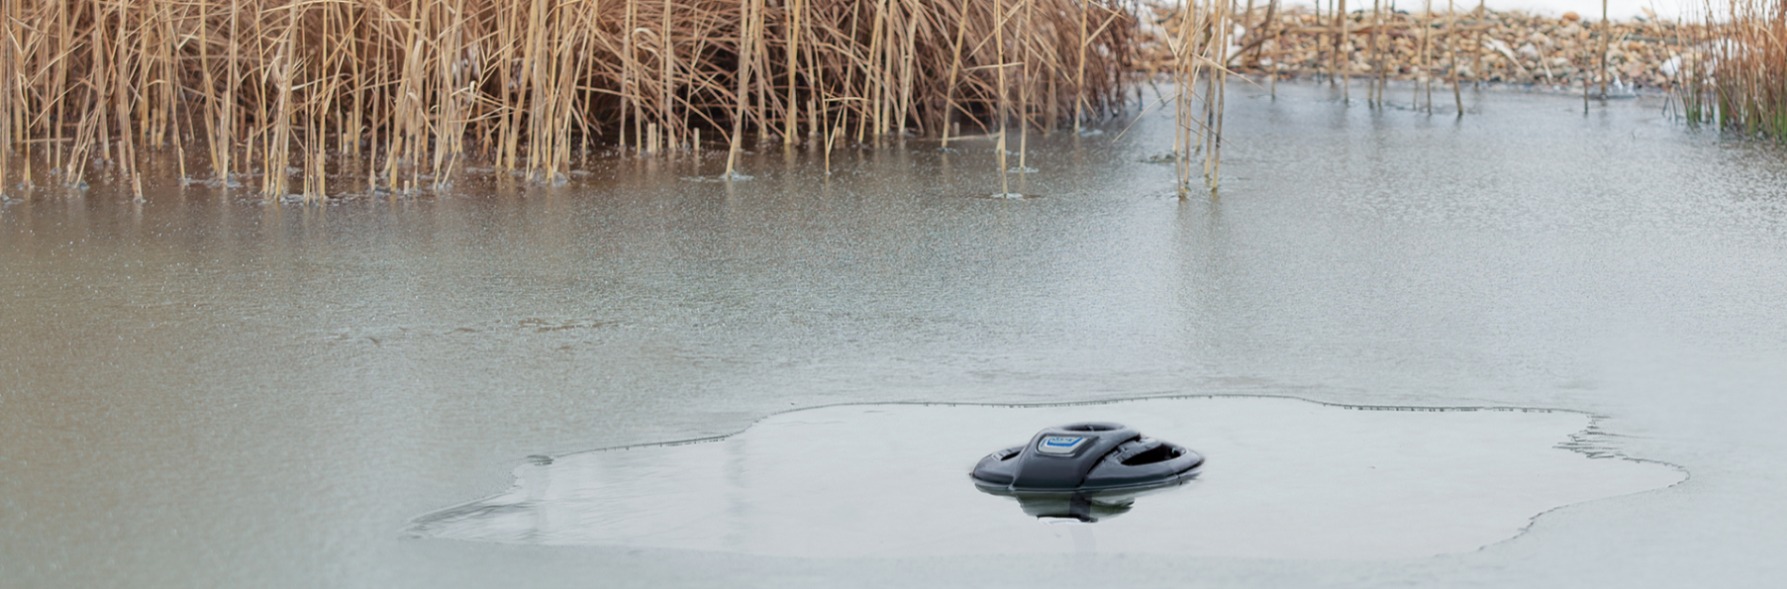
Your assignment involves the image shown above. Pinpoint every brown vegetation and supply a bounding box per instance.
[0,0,1156,200]
[1679,1,1787,139]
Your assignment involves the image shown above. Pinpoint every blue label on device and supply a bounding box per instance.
[1037,436,1086,454]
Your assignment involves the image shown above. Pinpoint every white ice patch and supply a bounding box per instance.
[408,396,1683,560]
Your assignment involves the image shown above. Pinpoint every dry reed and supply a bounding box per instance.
[1,0,1147,199]
[1680,0,1787,140]
[1157,0,1245,192]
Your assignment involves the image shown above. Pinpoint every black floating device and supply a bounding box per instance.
[970,422,1203,520]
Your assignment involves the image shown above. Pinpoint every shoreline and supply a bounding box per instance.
[1141,8,1693,94]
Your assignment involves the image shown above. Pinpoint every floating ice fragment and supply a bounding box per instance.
[409,397,1684,560]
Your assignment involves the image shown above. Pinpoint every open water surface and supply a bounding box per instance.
[4,83,1787,587]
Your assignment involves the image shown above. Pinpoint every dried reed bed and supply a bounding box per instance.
[1680,1,1787,139]
[0,0,1155,200]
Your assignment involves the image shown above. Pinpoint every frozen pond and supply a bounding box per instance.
[4,82,1787,587]
[410,398,1681,559]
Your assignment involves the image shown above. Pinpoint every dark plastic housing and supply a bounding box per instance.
[969,422,1204,494]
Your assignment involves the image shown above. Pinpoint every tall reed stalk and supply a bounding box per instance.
[1,0,18,195]
[1165,0,1236,193]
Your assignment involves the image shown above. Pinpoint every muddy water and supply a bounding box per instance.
[4,83,1787,588]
